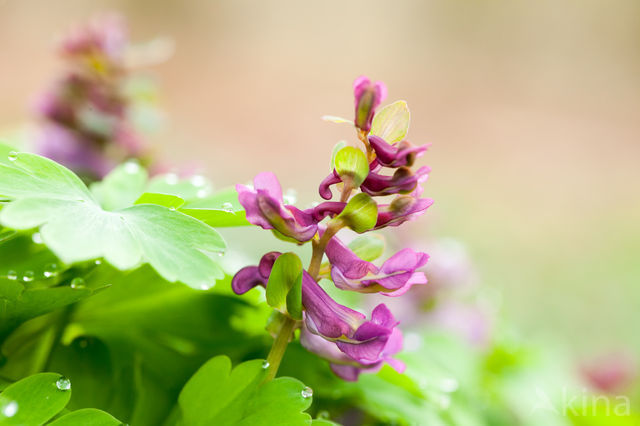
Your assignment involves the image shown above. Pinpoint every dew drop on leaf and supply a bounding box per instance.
[55,376,71,391]
[301,386,313,398]
[22,271,34,282]
[31,232,43,244]
[317,410,330,419]
[94,259,102,265]
[6,270,18,280]
[1,400,18,418]
[7,151,18,162]
[70,277,86,289]
[261,360,270,369]
[43,263,59,278]
[221,202,233,212]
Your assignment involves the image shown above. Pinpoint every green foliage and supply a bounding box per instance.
[347,234,385,262]
[173,355,314,425]
[266,253,303,320]
[0,372,121,425]
[370,100,410,143]
[0,150,228,289]
[334,193,378,233]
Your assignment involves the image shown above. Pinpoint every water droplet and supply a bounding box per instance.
[262,360,270,369]
[2,400,18,418]
[301,386,313,398]
[43,263,59,278]
[6,270,18,280]
[31,232,43,244]
[7,151,18,162]
[56,376,71,391]
[196,189,208,199]
[70,278,85,289]
[169,206,176,211]
[317,410,330,419]
[221,202,233,212]
[216,251,224,257]
[124,161,141,174]
[94,259,102,265]
[164,173,179,185]
[190,175,206,187]
[439,377,459,393]
[199,284,210,290]
[22,271,34,282]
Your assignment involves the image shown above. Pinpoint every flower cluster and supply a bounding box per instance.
[34,15,148,180]
[232,76,433,381]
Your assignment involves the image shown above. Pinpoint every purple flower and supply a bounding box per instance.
[326,237,429,295]
[60,14,128,65]
[300,305,404,381]
[375,196,433,229]
[368,135,428,168]
[353,76,387,132]
[231,251,280,294]
[236,172,318,242]
[360,166,430,197]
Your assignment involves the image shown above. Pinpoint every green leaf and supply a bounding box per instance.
[90,162,148,211]
[0,373,71,425]
[181,187,250,227]
[348,234,385,262]
[266,253,303,318]
[333,147,369,188]
[179,208,249,227]
[48,408,121,426]
[335,193,378,233]
[176,356,313,425]
[146,174,212,201]
[0,152,225,289]
[370,100,410,143]
[135,192,185,209]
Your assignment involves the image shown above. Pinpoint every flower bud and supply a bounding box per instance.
[353,76,387,132]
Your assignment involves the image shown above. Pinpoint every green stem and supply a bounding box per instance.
[307,224,340,279]
[263,316,297,382]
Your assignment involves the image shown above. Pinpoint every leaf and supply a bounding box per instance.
[181,187,250,227]
[0,152,225,289]
[335,193,378,233]
[90,162,148,211]
[135,192,185,209]
[266,253,303,319]
[348,234,385,262]
[329,141,347,171]
[370,100,410,143]
[333,147,369,188]
[176,356,313,426]
[48,408,121,426]
[179,208,249,227]
[0,373,71,425]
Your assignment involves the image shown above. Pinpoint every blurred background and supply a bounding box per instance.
[1,0,638,386]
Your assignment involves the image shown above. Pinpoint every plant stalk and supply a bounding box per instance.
[263,315,297,382]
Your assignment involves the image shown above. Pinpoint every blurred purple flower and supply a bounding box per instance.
[236,172,317,242]
[353,76,387,132]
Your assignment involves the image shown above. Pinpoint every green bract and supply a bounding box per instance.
[173,356,314,425]
[333,147,369,188]
[347,234,386,262]
[266,253,303,320]
[335,193,378,233]
[0,150,225,289]
[370,100,410,143]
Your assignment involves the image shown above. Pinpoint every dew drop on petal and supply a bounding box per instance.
[2,400,18,418]
[31,232,43,244]
[56,376,71,391]
[70,278,86,289]
[22,271,34,282]
[6,270,18,280]
[7,151,18,162]
[301,386,313,398]
[261,360,270,369]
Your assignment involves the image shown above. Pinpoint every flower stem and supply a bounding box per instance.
[307,224,340,279]
[263,315,297,383]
